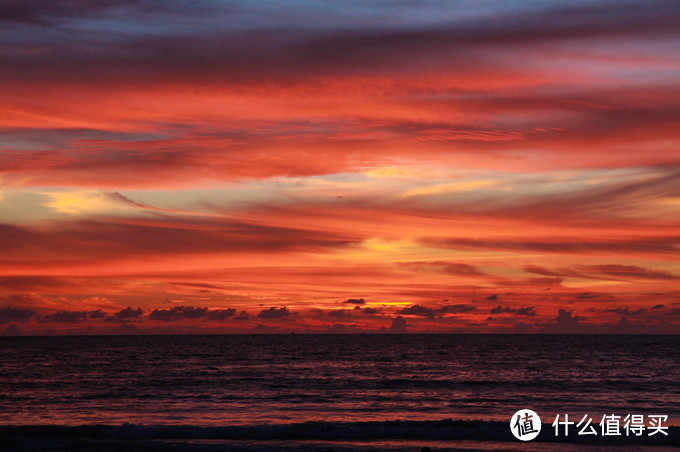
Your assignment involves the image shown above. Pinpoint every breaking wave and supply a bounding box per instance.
[2,419,678,447]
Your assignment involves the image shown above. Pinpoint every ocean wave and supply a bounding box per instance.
[1,419,678,446]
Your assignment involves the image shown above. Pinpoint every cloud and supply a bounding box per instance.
[1,0,678,191]
[107,307,144,322]
[206,308,237,320]
[257,307,291,319]
[88,309,106,319]
[526,277,564,287]
[328,309,352,318]
[400,261,487,277]
[580,265,680,281]
[3,1,678,84]
[344,298,365,305]
[104,192,152,209]
[489,306,537,316]
[398,305,436,318]
[149,306,208,321]
[0,307,36,324]
[41,310,88,323]
[1,323,21,336]
[398,303,476,318]
[439,304,477,314]
[0,293,66,312]
[388,315,408,333]
[540,309,590,334]
[607,316,645,334]
[0,276,73,291]
[235,310,251,321]
[603,307,647,316]
[428,235,680,257]
[0,217,359,269]
[0,1,165,25]
[524,264,680,283]
[0,1,678,335]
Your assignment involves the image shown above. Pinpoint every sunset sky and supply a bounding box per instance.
[1,0,679,334]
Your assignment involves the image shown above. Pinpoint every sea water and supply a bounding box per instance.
[1,334,678,450]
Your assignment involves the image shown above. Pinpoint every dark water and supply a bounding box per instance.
[1,334,678,450]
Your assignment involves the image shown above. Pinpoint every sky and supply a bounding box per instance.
[1,0,679,335]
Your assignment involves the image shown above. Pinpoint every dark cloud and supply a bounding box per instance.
[149,306,208,321]
[652,304,665,310]
[486,294,498,300]
[234,310,250,321]
[0,218,359,267]
[388,315,408,333]
[398,305,434,317]
[107,307,144,322]
[607,316,645,334]
[1,323,21,336]
[41,310,88,323]
[440,304,477,314]
[257,307,291,319]
[398,303,475,318]
[0,306,36,324]
[88,309,106,319]
[3,0,678,85]
[540,309,590,334]
[328,309,351,318]
[0,0,170,25]
[604,307,647,316]
[349,306,382,315]
[344,298,365,305]
[489,306,537,316]
[206,308,236,320]
[253,324,280,331]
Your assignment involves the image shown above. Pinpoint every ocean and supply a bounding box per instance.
[1,334,678,451]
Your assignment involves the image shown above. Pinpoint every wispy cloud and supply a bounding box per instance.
[1,0,678,333]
